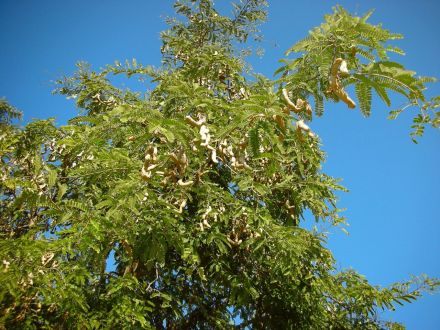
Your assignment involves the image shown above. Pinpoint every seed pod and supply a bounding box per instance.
[3,259,10,272]
[285,200,295,215]
[177,179,193,187]
[296,120,310,132]
[282,88,301,113]
[185,114,206,127]
[273,114,286,131]
[178,199,187,213]
[41,252,55,266]
[141,167,152,181]
[202,218,211,229]
[339,60,349,75]
[211,148,218,163]
[199,125,211,147]
[328,58,356,109]
[304,102,313,116]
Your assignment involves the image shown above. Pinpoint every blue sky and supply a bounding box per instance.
[1,0,439,328]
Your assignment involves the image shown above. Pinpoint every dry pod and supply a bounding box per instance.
[178,199,187,213]
[282,89,312,115]
[282,88,301,113]
[177,179,193,187]
[327,58,356,109]
[185,114,206,127]
[296,120,310,132]
[141,145,159,181]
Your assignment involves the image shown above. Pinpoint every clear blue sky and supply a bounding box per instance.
[1,0,439,328]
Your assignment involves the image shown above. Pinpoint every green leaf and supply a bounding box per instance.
[47,168,58,188]
[57,183,68,201]
[355,82,372,117]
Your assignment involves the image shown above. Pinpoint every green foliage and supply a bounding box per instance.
[0,98,22,125]
[0,1,438,329]
[277,6,440,140]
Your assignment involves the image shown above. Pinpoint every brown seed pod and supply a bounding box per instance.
[141,145,159,181]
[3,259,10,272]
[185,114,206,127]
[178,199,187,214]
[296,120,310,132]
[304,101,313,116]
[199,125,211,147]
[328,58,356,109]
[285,200,295,215]
[41,252,55,266]
[169,149,188,176]
[282,88,301,113]
[282,89,313,115]
[339,60,349,76]
[177,179,193,187]
[211,148,218,164]
[273,114,286,131]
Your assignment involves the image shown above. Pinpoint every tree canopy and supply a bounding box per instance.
[1,0,439,329]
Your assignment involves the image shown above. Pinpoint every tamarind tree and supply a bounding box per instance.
[1,1,439,328]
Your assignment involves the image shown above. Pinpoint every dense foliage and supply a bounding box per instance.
[1,1,439,328]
